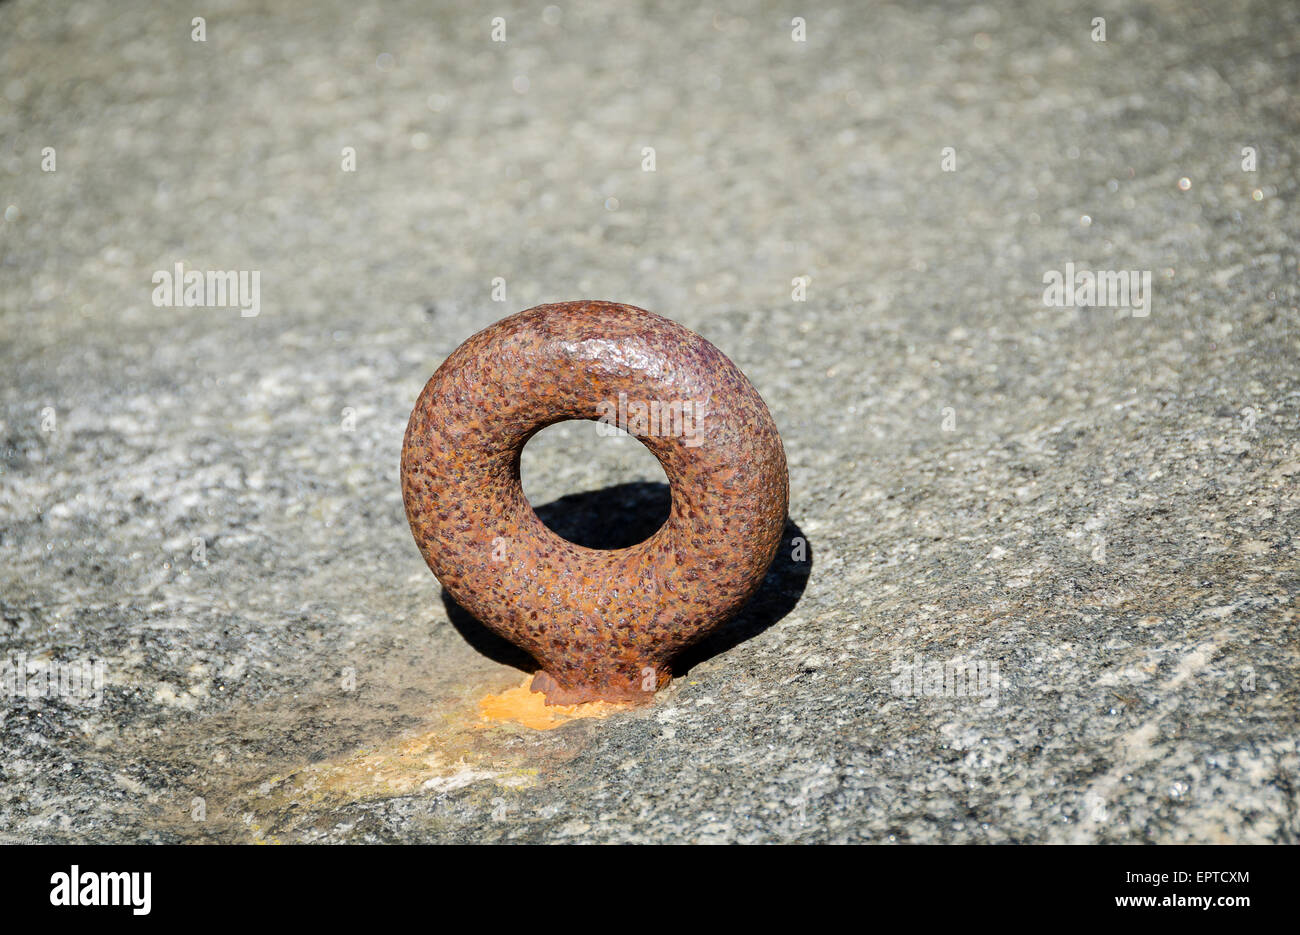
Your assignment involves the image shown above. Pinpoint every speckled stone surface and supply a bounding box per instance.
[402,301,787,703]
[0,0,1297,843]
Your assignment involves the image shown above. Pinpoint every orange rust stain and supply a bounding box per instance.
[477,676,630,730]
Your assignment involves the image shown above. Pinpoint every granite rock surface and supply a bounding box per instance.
[0,0,1297,842]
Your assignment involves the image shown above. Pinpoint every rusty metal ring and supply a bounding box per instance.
[401,301,788,704]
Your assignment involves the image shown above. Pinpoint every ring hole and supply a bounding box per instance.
[520,420,671,549]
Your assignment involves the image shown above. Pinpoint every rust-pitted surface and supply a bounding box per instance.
[401,301,788,704]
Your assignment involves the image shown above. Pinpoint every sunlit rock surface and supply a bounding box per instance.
[1,0,1296,842]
